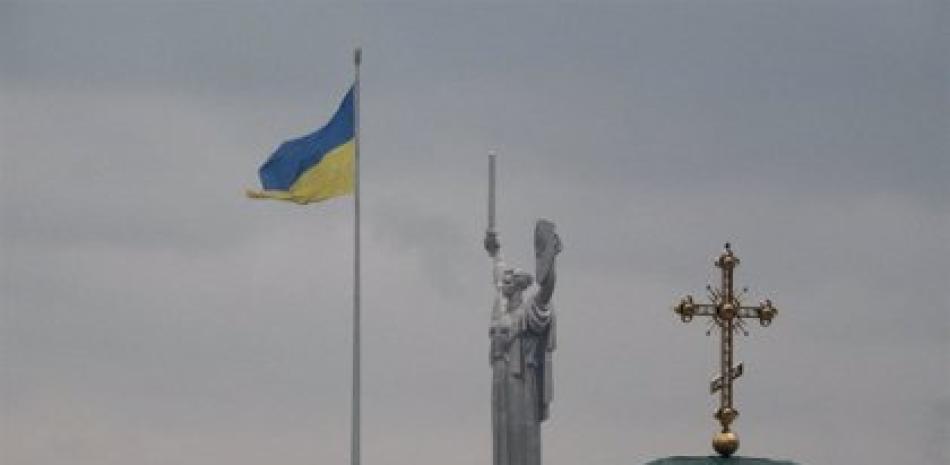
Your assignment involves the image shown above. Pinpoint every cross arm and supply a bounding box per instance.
[735,299,778,326]
[710,362,744,394]
[674,295,717,323]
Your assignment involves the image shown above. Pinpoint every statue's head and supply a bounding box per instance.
[501,267,533,299]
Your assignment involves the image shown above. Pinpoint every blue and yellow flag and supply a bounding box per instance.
[247,86,355,204]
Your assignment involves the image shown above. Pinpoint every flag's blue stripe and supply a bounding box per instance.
[259,86,354,191]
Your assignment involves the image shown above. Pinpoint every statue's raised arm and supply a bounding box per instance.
[485,230,500,259]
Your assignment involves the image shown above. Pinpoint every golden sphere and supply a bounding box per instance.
[712,431,739,457]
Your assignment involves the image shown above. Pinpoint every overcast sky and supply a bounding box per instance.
[1,1,947,465]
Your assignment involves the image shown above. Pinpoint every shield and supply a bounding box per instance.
[534,219,561,285]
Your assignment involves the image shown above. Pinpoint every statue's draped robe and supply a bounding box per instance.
[490,258,555,465]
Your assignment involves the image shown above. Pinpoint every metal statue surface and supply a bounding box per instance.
[484,152,561,465]
[673,243,779,458]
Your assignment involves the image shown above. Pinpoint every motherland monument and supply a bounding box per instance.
[484,152,561,465]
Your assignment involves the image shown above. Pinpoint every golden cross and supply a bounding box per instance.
[673,243,779,458]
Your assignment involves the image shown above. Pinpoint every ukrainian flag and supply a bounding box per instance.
[247,86,355,204]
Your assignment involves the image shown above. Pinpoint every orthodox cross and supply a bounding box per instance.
[673,243,778,458]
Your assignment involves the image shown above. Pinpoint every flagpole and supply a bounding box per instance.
[351,46,362,465]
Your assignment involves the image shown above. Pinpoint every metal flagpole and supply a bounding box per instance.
[351,46,362,465]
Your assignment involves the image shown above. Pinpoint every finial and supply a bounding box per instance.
[671,245,779,457]
[354,47,362,65]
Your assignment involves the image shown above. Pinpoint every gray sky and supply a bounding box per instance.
[1,1,947,464]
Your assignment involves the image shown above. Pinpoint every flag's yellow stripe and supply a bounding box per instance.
[287,139,355,204]
[246,189,296,201]
[247,139,354,205]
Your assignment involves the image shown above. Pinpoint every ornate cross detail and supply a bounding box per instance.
[673,243,778,458]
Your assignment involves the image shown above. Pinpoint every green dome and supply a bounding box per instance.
[646,457,798,465]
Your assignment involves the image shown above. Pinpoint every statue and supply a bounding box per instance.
[484,152,562,465]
